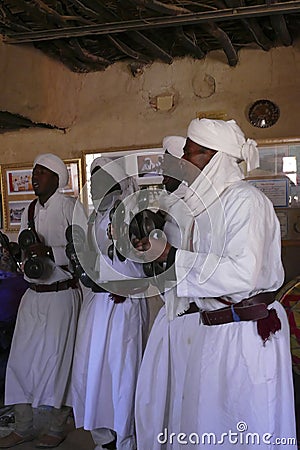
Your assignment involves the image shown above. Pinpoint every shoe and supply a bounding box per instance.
[35,434,66,448]
[0,431,35,448]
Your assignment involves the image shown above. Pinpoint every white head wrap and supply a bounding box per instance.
[34,153,68,188]
[187,118,259,172]
[91,156,128,183]
[90,156,138,208]
[162,136,186,158]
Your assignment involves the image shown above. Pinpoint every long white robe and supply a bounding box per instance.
[68,204,149,443]
[136,181,297,449]
[5,191,81,408]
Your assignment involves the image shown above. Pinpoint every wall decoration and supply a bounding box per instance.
[0,193,2,230]
[6,169,34,195]
[246,138,300,245]
[8,200,32,227]
[248,99,280,128]
[83,147,164,214]
[59,159,82,198]
[197,110,227,120]
[137,153,164,178]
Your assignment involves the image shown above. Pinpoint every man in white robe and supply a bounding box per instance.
[68,157,148,450]
[0,154,81,449]
[135,119,297,449]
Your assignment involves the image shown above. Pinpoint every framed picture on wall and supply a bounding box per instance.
[137,153,164,178]
[6,169,34,196]
[0,158,83,231]
[0,194,2,230]
[83,146,164,213]
[249,138,300,207]
[0,162,35,232]
[8,200,32,227]
[59,159,82,198]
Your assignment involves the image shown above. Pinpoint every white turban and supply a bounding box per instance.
[34,153,68,188]
[91,156,138,201]
[162,136,186,159]
[187,118,259,172]
[91,156,127,183]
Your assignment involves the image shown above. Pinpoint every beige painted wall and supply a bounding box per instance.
[0,36,300,168]
[1,37,299,284]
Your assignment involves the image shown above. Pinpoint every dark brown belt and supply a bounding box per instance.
[180,292,275,326]
[29,278,79,293]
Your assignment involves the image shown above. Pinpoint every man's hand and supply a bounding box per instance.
[133,232,171,263]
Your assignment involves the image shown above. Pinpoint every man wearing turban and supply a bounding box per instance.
[0,154,82,449]
[135,119,297,449]
[67,157,148,450]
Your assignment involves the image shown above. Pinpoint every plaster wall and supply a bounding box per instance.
[0,38,300,167]
[0,39,299,316]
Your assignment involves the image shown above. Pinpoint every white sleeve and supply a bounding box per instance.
[175,193,284,301]
[51,196,77,265]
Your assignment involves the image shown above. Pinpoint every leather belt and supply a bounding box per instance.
[29,278,78,293]
[180,292,275,326]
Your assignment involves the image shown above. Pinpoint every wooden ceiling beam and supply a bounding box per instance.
[219,0,273,51]
[0,3,31,32]
[68,37,111,67]
[36,40,97,72]
[201,22,238,65]
[131,0,237,65]
[4,1,300,43]
[107,34,152,63]
[270,14,292,45]
[130,0,189,15]
[68,0,170,64]
[175,27,206,59]
[128,30,173,63]
[28,0,85,24]
[268,0,292,45]
[242,18,273,50]
[89,0,173,64]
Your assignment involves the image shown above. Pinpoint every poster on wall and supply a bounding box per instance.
[6,169,34,196]
[247,177,289,207]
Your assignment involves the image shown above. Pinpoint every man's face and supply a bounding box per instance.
[32,164,59,197]
[162,153,183,193]
[90,167,120,201]
[181,138,217,184]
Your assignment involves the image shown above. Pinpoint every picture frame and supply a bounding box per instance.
[246,176,289,208]
[84,146,164,181]
[0,162,35,232]
[0,158,82,232]
[8,199,32,227]
[247,138,300,208]
[83,146,164,212]
[0,193,2,230]
[6,168,34,196]
[59,158,82,198]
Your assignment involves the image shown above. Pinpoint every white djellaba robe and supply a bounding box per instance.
[5,191,82,408]
[135,181,297,450]
[68,197,149,448]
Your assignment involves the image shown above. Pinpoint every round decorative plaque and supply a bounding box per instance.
[248,99,280,128]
